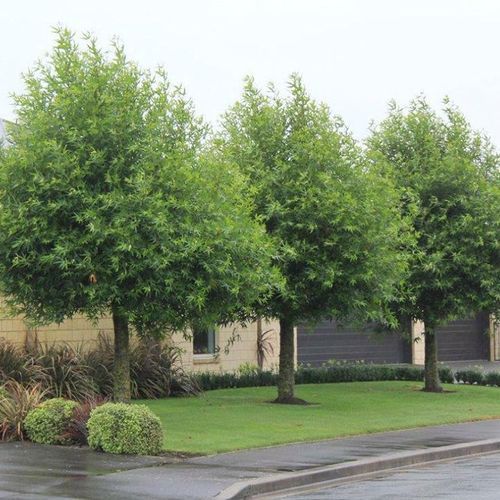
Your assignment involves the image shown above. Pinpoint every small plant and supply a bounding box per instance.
[61,395,108,445]
[0,380,46,441]
[87,403,163,455]
[24,398,78,445]
[237,363,261,377]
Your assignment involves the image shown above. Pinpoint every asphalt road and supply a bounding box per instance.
[286,451,500,499]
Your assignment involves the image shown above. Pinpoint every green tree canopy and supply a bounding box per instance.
[368,97,500,392]
[0,29,278,400]
[218,76,408,402]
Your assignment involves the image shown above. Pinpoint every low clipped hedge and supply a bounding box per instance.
[196,370,277,390]
[455,369,485,385]
[296,364,454,384]
[87,403,163,455]
[24,398,78,445]
[456,369,500,387]
[195,364,455,391]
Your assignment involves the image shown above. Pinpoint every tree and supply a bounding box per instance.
[368,97,500,392]
[0,29,278,401]
[218,76,408,403]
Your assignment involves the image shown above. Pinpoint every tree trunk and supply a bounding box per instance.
[274,316,305,404]
[112,308,131,402]
[424,329,442,392]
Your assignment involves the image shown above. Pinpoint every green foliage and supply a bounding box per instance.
[485,372,500,387]
[194,363,454,390]
[237,362,262,377]
[197,369,276,390]
[453,369,500,387]
[296,364,454,385]
[454,369,500,387]
[87,402,163,455]
[0,380,46,440]
[455,369,485,385]
[219,75,408,325]
[0,28,277,342]
[24,398,77,444]
[368,97,500,328]
[219,75,409,401]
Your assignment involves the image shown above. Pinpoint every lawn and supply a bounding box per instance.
[140,381,500,455]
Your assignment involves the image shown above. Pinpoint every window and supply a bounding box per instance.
[193,324,216,355]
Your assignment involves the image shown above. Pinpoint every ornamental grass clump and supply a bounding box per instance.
[24,398,78,445]
[0,339,41,384]
[87,403,163,455]
[0,380,46,441]
[27,343,97,401]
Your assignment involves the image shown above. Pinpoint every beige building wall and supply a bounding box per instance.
[0,308,281,373]
[0,313,114,349]
[175,319,280,373]
[411,320,425,366]
[491,315,500,361]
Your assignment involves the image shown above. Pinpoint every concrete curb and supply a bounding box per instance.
[215,438,500,499]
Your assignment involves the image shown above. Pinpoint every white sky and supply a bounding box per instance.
[1,0,500,145]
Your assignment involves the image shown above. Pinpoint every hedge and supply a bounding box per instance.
[195,364,455,391]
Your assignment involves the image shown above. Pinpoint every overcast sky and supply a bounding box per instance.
[1,0,499,145]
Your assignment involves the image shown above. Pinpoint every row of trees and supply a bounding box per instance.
[0,29,498,401]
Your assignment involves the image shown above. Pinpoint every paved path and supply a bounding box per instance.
[285,451,500,499]
[2,419,500,499]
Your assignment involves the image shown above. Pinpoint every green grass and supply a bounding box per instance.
[140,381,500,455]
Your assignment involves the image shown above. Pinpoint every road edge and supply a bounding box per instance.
[215,438,500,499]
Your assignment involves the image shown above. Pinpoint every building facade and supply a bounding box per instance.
[297,314,498,367]
[0,307,280,373]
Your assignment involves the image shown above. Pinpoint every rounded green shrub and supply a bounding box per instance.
[24,398,78,444]
[87,403,163,455]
